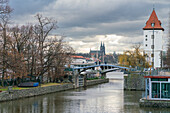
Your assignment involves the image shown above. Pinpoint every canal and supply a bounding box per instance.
[0,73,170,113]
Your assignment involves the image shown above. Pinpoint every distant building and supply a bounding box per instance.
[143,9,164,68]
[113,51,119,64]
[89,42,106,62]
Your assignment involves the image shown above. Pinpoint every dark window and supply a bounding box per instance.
[145,35,147,37]
[145,38,147,41]
[151,78,168,81]
[145,44,147,47]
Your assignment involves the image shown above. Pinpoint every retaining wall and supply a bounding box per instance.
[0,79,109,102]
[140,99,170,108]
[87,79,109,86]
[0,83,74,102]
[124,72,145,91]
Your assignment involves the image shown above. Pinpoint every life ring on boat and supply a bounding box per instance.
[154,95,158,98]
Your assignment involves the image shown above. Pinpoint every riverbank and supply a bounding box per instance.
[0,79,109,102]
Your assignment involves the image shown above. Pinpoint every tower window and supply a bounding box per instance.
[145,44,147,47]
[145,38,147,41]
[151,23,155,27]
[145,35,147,37]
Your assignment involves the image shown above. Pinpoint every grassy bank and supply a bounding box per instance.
[0,83,64,91]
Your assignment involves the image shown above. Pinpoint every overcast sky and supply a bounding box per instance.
[9,0,170,53]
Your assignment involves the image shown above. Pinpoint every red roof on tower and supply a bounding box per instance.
[143,9,164,31]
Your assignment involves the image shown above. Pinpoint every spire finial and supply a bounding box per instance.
[153,4,155,11]
[153,0,155,11]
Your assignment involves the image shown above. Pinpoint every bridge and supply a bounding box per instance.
[73,64,128,74]
[70,64,128,88]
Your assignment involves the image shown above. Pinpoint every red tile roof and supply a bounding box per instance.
[143,9,164,31]
[85,58,90,60]
[71,55,84,59]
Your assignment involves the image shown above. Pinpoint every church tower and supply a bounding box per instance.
[100,42,106,55]
[103,43,105,55]
[143,9,164,68]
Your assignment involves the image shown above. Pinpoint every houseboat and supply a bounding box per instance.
[140,74,170,107]
[144,75,170,100]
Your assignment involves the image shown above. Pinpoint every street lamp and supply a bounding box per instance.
[151,22,155,74]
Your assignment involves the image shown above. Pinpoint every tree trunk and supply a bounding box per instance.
[2,28,6,87]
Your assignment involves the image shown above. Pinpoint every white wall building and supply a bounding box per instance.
[143,9,164,68]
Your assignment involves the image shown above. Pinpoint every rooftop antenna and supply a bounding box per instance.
[153,0,155,10]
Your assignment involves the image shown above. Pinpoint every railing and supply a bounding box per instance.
[145,69,170,76]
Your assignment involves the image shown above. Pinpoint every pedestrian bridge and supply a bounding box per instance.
[70,64,128,88]
[73,64,128,74]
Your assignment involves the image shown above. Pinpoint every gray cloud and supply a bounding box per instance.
[9,0,56,15]
[9,0,170,53]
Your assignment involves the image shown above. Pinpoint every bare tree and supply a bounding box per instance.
[0,0,13,86]
[51,38,74,82]
[5,25,33,82]
[166,12,170,67]
[33,14,57,82]
[0,5,74,86]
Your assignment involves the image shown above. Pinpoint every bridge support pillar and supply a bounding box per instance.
[101,73,106,79]
[73,70,87,88]
[73,70,79,88]
[83,74,87,87]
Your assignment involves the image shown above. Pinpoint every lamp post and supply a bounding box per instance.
[151,22,155,75]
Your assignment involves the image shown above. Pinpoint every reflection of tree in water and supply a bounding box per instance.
[0,92,65,113]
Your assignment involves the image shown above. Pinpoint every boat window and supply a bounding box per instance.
[151,78,168,81]
[152,83,160,98]
[161,83,170,99]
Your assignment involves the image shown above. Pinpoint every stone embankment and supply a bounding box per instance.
[0,79,109,102]
[87,79,109,86]
[140,99,170,108]
[124,72,145,91]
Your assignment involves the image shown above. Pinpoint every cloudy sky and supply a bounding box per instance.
[9,0,170,53]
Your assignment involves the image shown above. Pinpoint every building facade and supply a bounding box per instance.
[143,9,164,68]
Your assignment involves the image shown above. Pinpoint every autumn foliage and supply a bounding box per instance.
[118,45,149,68]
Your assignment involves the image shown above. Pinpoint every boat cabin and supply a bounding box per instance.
[144,76,170,100]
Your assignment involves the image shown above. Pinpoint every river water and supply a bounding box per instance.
[0,73,170,113]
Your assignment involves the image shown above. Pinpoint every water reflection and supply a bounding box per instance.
[0,77,170,113]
